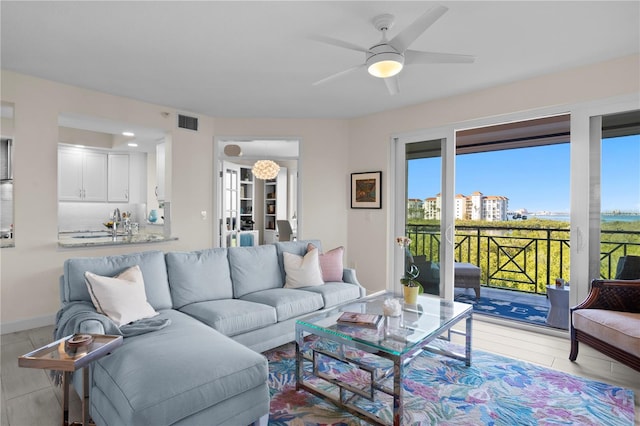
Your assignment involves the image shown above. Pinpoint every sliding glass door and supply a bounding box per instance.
[393,97,638,307]
[404,139,443,296]
[394,129,456,300]
[598,111,640,279]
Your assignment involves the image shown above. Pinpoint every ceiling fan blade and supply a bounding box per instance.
[312,64,365,86]
[389,4,448,52]
[384,75,400,95]
[310,35,368,53]
[405,50,476,64]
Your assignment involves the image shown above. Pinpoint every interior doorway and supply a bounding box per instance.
[215,138,300,248]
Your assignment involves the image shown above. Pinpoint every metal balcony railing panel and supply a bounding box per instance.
[406,223,640,295]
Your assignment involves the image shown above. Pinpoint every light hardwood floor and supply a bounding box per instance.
[2,320,638,426]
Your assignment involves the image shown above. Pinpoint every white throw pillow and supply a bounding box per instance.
[283,248,324,288]
[84,265,158,326]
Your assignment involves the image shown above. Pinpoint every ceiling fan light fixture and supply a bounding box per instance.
[252,160,280,180]
[366,49,404,78]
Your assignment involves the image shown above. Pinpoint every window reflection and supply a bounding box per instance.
[1,101,14,247]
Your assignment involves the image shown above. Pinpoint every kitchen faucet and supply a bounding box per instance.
[112,209,121,238]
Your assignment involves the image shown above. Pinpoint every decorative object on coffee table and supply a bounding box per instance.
[395,236,423,304]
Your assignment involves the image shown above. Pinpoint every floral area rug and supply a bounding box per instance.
[265,337,634,425]
[454,293,551,328]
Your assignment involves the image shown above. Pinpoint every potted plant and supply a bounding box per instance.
[396,236,423,304]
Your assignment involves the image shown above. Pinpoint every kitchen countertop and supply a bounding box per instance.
[58,231,177,248]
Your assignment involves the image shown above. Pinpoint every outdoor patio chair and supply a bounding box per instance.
[615,255,640,279]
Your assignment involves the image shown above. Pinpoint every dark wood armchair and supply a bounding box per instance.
[569,279,640,372]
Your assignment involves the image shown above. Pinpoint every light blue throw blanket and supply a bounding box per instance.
[52,301,171,385]
[54,301,171,340]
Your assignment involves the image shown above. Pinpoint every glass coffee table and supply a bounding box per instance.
[295,292,472,426]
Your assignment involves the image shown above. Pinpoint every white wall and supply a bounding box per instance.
[1,54,638,331]
[0,71,351,331]
[347,54,640,295]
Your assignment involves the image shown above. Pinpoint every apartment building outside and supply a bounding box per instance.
[423,195,441,220]
[420,192,509,221]
[407,198,425,220]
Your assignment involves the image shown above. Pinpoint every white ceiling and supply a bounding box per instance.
[1,1,639,121]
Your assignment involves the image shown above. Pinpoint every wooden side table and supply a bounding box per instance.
[19,334,123,426]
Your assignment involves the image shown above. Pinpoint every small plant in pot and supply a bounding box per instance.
[396,236,424,304]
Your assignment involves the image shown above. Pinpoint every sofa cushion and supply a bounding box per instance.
[228,245,283,298]
[91,309,268,426]
[166,248,233,309]
[297,282,362,308]
[274,240,322,285]
[63,250,172,310]
[573,309,640,357]
[179,299,277,337]
[240,288,324,321]
[308,243,344,282]
[85,265,159,326]
[283,248,324,288]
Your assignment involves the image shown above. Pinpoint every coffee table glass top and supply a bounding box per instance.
[297,293,472,356]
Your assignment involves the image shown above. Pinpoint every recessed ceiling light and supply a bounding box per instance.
[122,131,135,137]
[127,143,138,147]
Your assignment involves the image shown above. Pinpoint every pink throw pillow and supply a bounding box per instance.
[308,243,344,282]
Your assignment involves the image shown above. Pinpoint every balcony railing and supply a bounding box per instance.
[406,223,640,295]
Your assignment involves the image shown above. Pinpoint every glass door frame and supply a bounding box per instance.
[393,127,456,301]
[570,96,639,305]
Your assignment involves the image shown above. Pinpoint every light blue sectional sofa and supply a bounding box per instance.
[55,240,365,426]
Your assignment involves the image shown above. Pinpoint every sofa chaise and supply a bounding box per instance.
[55,240,365,425]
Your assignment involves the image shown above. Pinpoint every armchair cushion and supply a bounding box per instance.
[573,310,640,358]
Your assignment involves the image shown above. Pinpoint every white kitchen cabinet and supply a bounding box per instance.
[127,152,147,204]
[108,154,129,202]
[58,147,107,202]
[58,148,83,201]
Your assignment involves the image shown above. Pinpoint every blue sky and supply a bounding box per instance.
[408,135,640,213]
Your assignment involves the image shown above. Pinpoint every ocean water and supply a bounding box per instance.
[531,214,640,223]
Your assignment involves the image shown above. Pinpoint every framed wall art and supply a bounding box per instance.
[351,171,382,209]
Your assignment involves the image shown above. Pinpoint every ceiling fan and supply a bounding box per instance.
[312,4,476,95]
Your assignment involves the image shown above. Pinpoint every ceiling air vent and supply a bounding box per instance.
[177,114,198,131]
